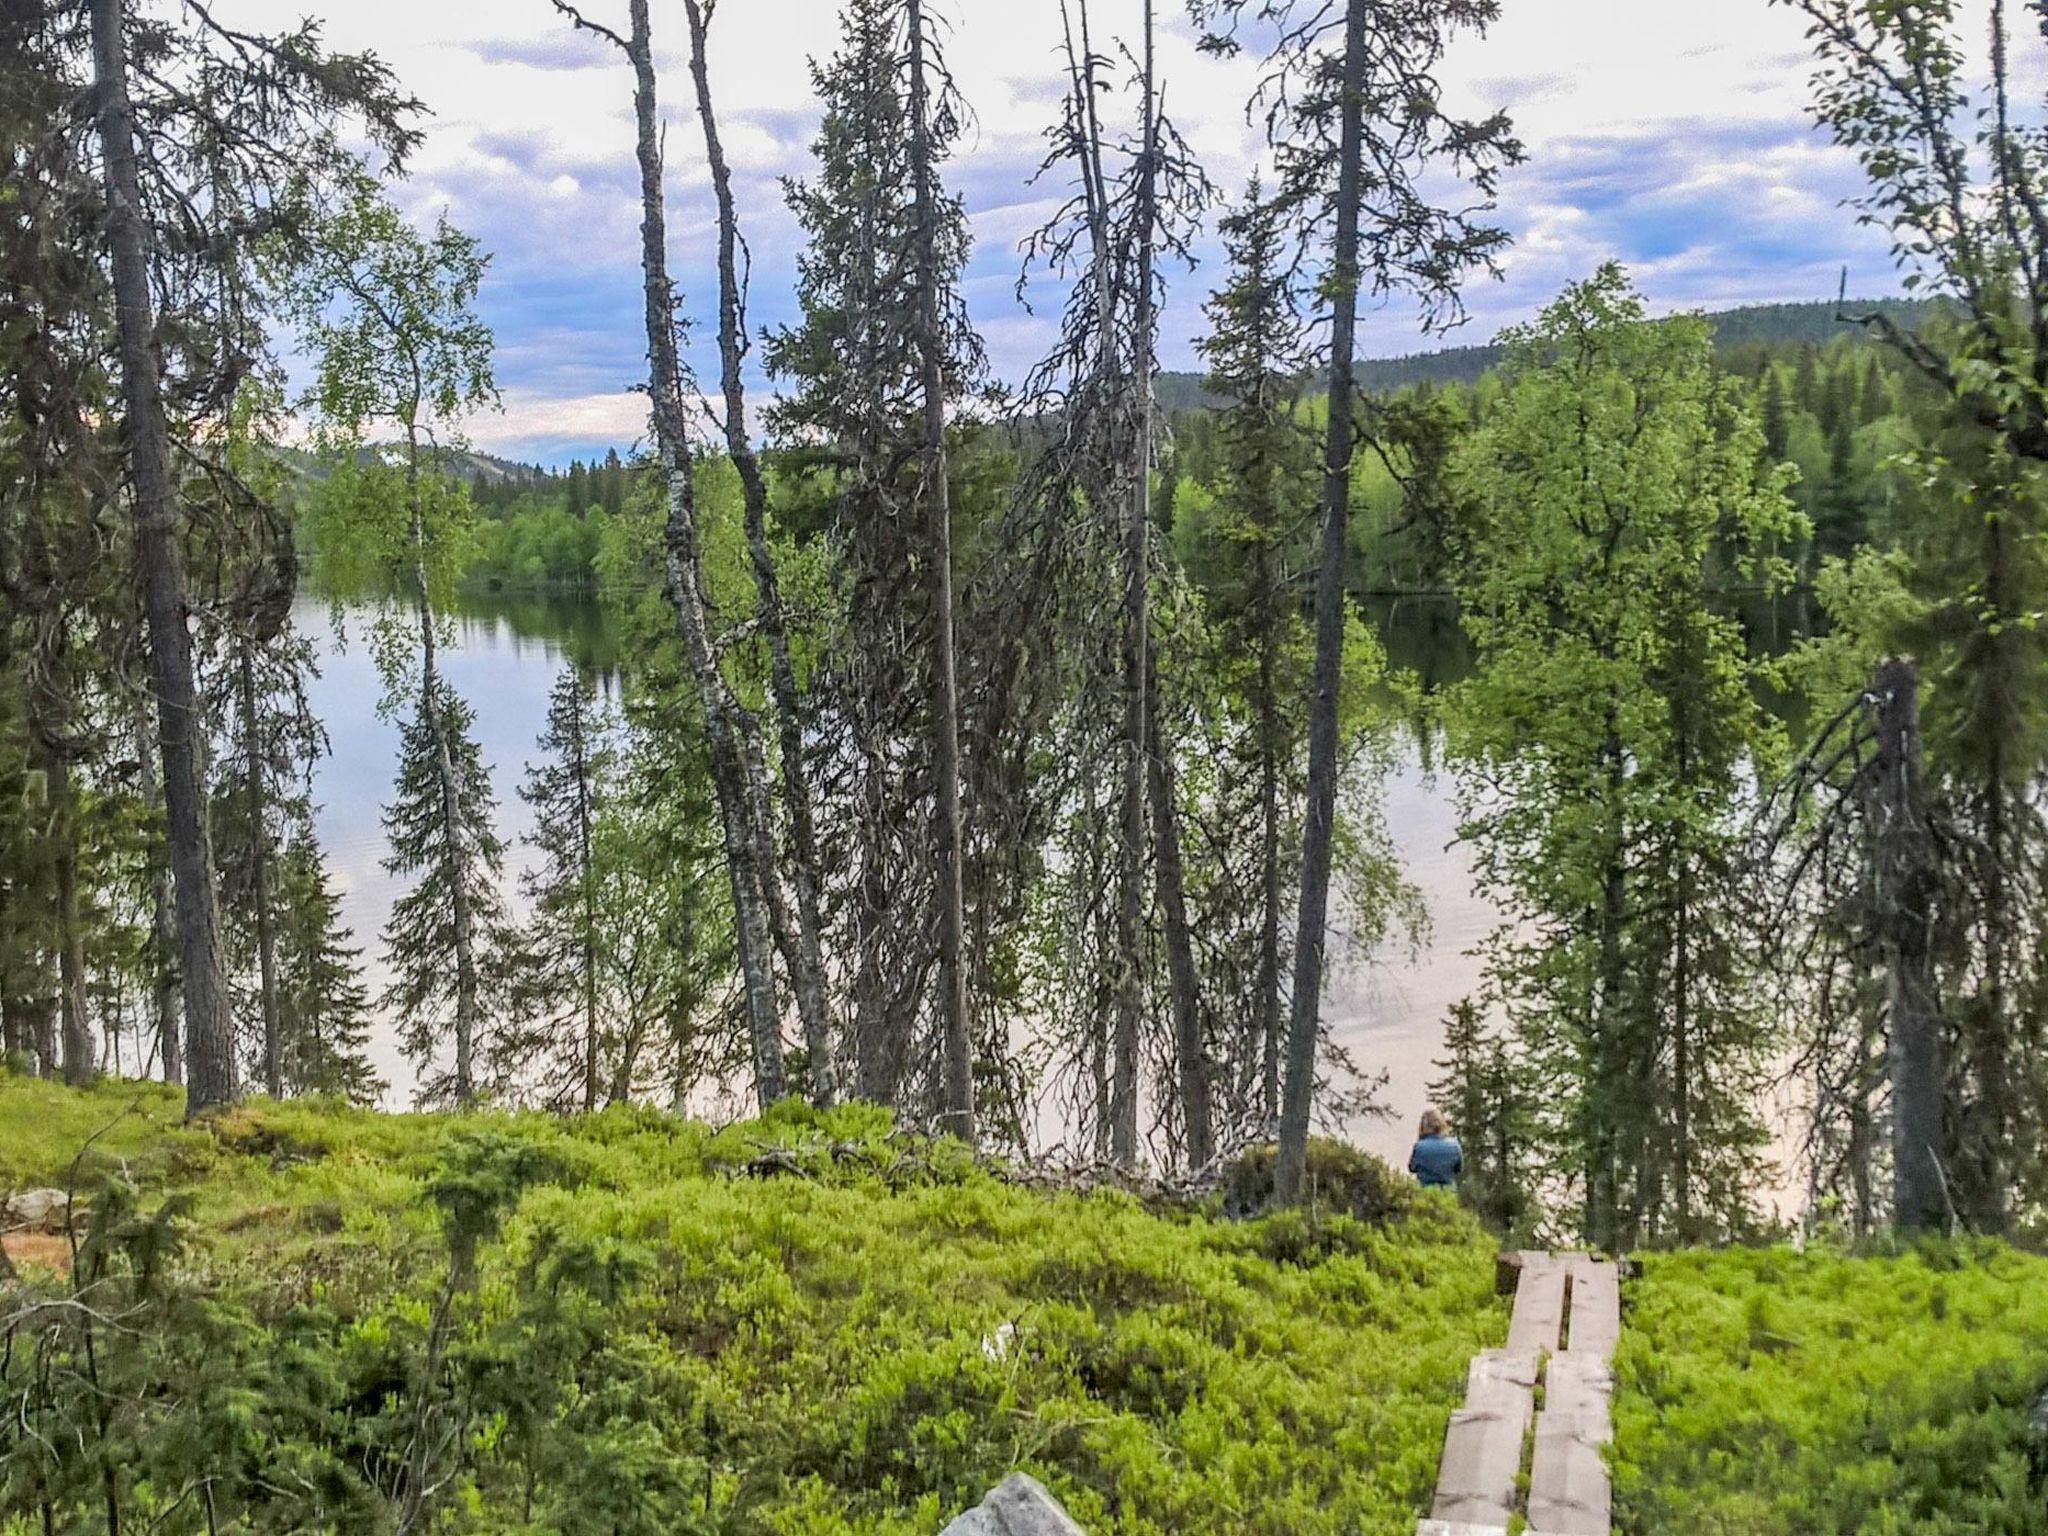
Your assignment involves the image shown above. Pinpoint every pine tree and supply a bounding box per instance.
[1192,0,1518,1204]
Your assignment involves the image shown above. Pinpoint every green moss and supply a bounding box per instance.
[1613,1241,2048,1535]
[0,1075,1504,1534]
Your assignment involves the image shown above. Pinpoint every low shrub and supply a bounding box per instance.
[0,1077,1504,1535]
[1613,1240,2048,1535]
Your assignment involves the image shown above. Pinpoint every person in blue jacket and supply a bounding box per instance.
[1408,1108,1463,1190]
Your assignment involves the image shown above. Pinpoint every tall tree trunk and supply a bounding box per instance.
[567,682,600,1114]
[1275,0,1367,1204]
[41,745,93,1086]
[1870,657,1947,1231]
[407,420,481,1106]
[1109,0,1164,1169]
[906,0,975,1146]
[618,0,785,1107]
[91,0,235,1116]
[1147,661,1210,1169]
[1256,602,1283,1132]
[131,698,181,1082]
[683,0,836,1108]
[239,646,283,1098]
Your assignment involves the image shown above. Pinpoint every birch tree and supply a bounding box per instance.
[288,188,510,1107]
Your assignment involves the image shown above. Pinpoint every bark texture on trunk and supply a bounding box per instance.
[907,0,975,1146]
[1108,0,1163,1170]
[132,700,182,1082]
[239,648,282,1098]
[92,0,236,1116]
[42,746,94,1086]
[684,0,836,1107]
[1870,657,1947,1231]
[1275,0,1367,1204]
[620,0,786,1107]
[1147,662,1211,1169]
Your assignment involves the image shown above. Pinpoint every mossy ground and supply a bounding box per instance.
[1,1075,1503,1534]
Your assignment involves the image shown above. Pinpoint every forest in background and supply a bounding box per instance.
[4,0,2048,1262]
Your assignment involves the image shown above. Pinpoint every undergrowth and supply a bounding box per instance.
[1613,1240,2048,1535]
[0,1075,1501,1535]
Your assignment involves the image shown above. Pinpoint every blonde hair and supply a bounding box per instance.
[1419,1108,1448,1138]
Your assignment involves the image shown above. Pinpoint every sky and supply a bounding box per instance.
[225,0,1930,467]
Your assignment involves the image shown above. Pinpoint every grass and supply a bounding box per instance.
[1,1074,1504,1535]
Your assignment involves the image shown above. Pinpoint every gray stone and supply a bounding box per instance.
[938,1474,1086,1536]
[4,1189,79,1233]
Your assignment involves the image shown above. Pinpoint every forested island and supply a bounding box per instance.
[5,0,2048,1531]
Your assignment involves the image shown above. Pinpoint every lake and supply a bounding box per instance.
[299,588,1786,1167]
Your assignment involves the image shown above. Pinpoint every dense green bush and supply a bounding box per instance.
[0,1077,1502,1534]
[1613,1241,2048,1535]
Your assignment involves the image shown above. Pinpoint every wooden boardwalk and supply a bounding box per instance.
[1416,1251,1619,1536]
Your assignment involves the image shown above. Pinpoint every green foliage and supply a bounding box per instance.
[1446,266,1806,1247]
[1614,1241,2048,1534]
[0,1078,1504,1535]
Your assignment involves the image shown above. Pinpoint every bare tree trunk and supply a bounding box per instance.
[683,0,836,1109]
[131,698,181,1083]
[566,682,600,1114]
[1275,0,1367,1204]
[92,0,235,1116]
[907,0,975,1146]
[613,0,786,1107]
[1109,0,1163,1169]
[239,647,283,1098]
[1147,661,1210,1169]
[41,745,94,1086]
[1256,609,1282,1131]
[1870,657,1946,1230]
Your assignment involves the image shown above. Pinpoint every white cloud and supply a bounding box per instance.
[218,0,2025,462]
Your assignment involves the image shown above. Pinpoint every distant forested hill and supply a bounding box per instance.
[1154,295,1950,409]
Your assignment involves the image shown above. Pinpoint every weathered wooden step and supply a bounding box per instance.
[1427,1350,1536,1528]
[1505,1253,1566,1355]
[1564,1257,1620,1357]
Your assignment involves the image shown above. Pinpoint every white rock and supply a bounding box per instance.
[4,1189,77,1233]
[938,1474,1086,1536]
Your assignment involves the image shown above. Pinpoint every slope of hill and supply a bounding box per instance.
[1155,294,1950,409]
[0,1076,1501,1535]
[8,1075,2041,1535]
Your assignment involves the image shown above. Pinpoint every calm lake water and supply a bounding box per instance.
[298,588,1806,1166]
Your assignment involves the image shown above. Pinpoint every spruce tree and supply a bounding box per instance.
[273,819,383,1104]
[1194,0,1519,1203]
[383,680,515,1106]
[516,670,616,1112]
[286,187,504,1106]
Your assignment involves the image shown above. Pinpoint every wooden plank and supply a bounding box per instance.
[1429,1351,1535,1527]
[1565,1258,1620,1358]
[1506,1255,1566,1355]
[1526,1398,1610,1536]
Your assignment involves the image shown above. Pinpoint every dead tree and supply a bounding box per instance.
[1753,656,1951,1231]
